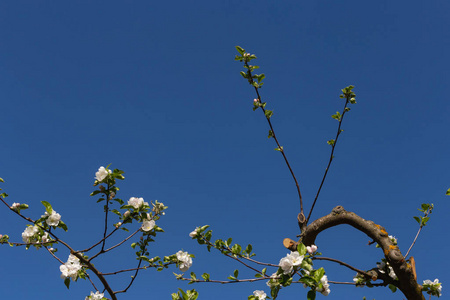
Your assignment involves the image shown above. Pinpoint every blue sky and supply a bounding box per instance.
[1,1,449,299]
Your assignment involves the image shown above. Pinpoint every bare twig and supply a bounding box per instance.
[405,206,433,258]
[243,61,304,215]
[306,96,350,224]
[312,256,371,278]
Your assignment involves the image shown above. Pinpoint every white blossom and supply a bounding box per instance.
[176,250,193,272]
[317,275,331,296]
[95,166,111,182]
[60,254,82,281]
[306,245,318,254]
[253,290,267,300]
[189,227,199,238]
[45,210,61,226]
[42,232,49,243]
[22,225,39,243]
[278,251,304,274]
[142,219,155,232]
[423,278,442,297]
[85,291,104,300]
[128,197,148,209]
[11,202,20,210]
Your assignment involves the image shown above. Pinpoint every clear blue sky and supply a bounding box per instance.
[1,1,449,299]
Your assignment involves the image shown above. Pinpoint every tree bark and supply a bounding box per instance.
[297,206,425,300]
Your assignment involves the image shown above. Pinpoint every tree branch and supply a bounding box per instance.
[299,206,425,300]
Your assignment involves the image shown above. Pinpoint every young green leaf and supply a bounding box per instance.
[41,201,53,214]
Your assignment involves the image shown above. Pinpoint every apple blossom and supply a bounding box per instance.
[279,251,304,274]
[95,166,111,182]
[128,197,148,209]
[60,254,82,281]
[253,290,267,300]
[142,219,155,232]
[85,291,104,300]
[189,227,199,238]
[306,245,318,254]
[317,275,331,296]
[423,279,442,297]
[21,225,39,243]
[10,202,20,210]
[45,210,61,226]
[176,250,193,272]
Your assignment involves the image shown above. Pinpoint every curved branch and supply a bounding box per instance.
[299,206,424,300]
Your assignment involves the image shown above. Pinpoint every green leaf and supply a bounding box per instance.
[265,110,273,119]
[388,284,397,293]
[268,130,274,139]
[236,46,245,55]
[421,217,430,226]
[240,71,248,79]
[0,177,4,182]
[233,269,239,278]
[0,192,8,198]
[274,146,283,152]
[297,243,307,256]
[446,188,450,195]
[331,111,341,121]
[41,201,53,214]
[327,139,335,146]
[59,221,68,232]
[64,277,71,289]
[307,290,316,300]
[255,273,263,278]
[201,273,210,281]
[413,216,421,224]
[231,244,242,255]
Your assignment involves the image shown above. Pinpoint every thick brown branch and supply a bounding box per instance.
[299,206,425,300]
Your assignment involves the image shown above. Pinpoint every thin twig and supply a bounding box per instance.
[102,262,175,276]
[79,227,119,253]
[312,256,371,278]
[405,207,432,258]
[179,276,270,284]
[86,272,99,292]
[306,97,350,224]
[89,227,141,262]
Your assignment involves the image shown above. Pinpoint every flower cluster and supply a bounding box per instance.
[95,166,111,182]
[176,250,193,272]
[253,290,267,300]
[317,275,330,296]
[128,197,148,210]
[279,251,304,274]
[423,279,442,297]
[22,225,39,243]
[60,254,82,281]
[85,291,104,300]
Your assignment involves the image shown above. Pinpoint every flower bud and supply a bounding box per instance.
[123,211,130,219]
